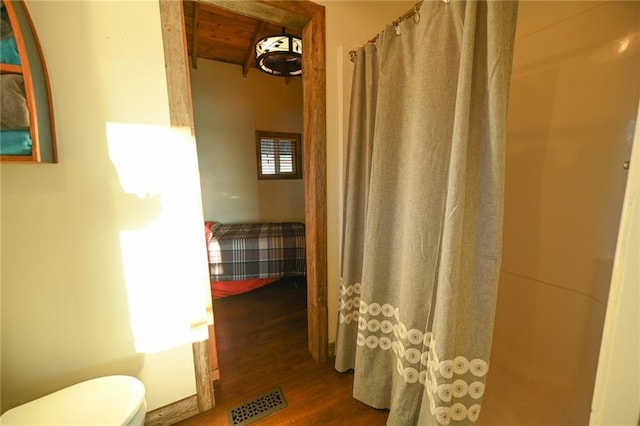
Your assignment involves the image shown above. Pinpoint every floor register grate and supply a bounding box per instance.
[227,387,288,425]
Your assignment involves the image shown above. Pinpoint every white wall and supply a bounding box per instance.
[1,1,210,413]
[590,100,640,426]
[491,1,639,423]
[191,59,304,224]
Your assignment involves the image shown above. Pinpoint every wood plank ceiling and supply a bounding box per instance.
[183,0,303,76]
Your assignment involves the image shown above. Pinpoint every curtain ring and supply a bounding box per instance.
[414,6,420,23]
[393,21,401,36]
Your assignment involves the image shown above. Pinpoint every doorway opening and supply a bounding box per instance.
[158,0,328,412]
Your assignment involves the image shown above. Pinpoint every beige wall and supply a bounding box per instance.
[317,0,415,344]
[491,1,639,423]
[191,59,304,224]
[1,1,210,413]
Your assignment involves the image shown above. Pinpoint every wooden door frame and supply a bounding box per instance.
[158,0,328,413]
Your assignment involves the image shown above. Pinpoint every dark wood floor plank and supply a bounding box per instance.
[175,278,388,425]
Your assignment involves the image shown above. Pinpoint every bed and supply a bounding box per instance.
[205,221,306,299]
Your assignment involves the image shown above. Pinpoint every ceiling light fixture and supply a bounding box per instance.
[255,27,302,77]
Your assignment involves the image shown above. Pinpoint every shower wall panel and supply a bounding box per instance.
[489,1,639,424]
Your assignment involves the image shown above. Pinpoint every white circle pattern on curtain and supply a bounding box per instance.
[338,280,491,425]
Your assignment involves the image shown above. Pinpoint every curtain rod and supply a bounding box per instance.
[349,0,450,62]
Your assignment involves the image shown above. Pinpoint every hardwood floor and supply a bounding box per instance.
[176,278,389,425]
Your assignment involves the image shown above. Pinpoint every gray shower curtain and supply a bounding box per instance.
[335,1,518,424]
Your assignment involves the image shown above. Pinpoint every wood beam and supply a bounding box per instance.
[192,340,215,410]
[199,0,310,30]
[242,20,265,77]
[301,4,328,363]
[191,1,200,69]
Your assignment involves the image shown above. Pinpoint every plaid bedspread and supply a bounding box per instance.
[207,222,306,281]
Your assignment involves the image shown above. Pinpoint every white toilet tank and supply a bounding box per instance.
[1,375,147,426]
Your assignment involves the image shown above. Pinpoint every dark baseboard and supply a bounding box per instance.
[145,394,199,426]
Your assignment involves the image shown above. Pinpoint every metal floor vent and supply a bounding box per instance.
[228,387,288,426]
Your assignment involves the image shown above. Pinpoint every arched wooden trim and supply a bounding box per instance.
[1,0,57,163]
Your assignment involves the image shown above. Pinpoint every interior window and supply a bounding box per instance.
[255,131,302,180]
